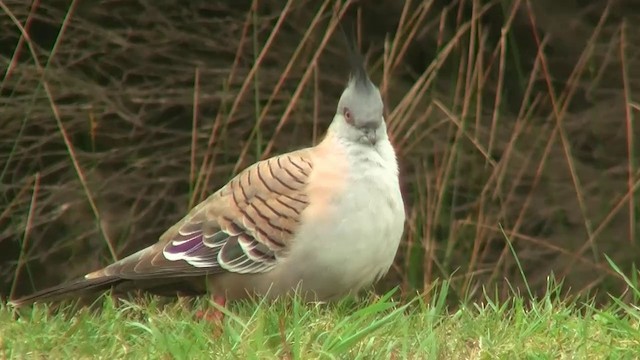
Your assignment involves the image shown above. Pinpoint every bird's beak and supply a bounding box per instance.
[364,129,377,145]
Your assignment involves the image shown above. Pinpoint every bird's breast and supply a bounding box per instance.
[280,140,405,299]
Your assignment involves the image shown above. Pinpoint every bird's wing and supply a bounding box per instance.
[86,149,313,281]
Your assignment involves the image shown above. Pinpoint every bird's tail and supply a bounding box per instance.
[8,275,122,308]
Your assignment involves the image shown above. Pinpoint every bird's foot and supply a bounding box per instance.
[195,308,225,323]
[195,295,226,325]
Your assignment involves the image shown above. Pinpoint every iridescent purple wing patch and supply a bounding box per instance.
[162,224,277,273]
[163,229,225,268]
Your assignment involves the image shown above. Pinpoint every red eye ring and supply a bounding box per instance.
[343,107,353,124]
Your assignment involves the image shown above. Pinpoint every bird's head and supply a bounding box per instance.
[332,27,385,146]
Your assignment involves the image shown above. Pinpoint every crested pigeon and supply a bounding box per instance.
[9,27,406,312]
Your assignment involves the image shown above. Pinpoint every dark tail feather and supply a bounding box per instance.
[8,276,122,308]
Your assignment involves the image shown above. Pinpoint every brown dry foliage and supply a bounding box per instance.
[1,0,640,304]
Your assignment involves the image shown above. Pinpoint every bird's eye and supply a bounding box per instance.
[343,108,353,124]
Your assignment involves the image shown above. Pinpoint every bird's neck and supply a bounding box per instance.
[320,129,399,175]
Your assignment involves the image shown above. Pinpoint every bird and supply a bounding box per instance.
[9,26,406,316]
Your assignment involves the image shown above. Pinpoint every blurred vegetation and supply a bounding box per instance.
[1,0,639,305]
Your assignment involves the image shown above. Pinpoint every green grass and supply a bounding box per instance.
[2,280,639,359]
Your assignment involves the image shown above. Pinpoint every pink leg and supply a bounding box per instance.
[195,295,226,324]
